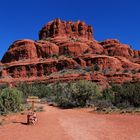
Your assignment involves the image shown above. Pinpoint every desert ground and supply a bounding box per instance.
[0,104,140,140]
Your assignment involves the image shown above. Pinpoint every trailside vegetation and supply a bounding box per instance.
[0,88,23,115]
[0,81,140,115]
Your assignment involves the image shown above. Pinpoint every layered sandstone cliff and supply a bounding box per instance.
[0,19,140,87]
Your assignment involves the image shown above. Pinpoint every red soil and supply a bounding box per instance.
[0,104,140,140]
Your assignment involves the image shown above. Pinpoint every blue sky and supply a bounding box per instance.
[0,0,140,59]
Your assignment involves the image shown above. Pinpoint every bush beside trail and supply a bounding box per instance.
[0,81,140,115]
[49,80,100,108]
[0,88,23,115]
[16,80,100,108]
[95,82,140,113]
[101,82,140,108]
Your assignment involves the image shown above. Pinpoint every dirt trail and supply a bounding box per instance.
[0,104,140,140]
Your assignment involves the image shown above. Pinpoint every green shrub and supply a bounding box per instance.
[102,68,110,75]
[84,67,92,72]
[102,88,115,102]
[93,87,115,110]
[95,99,114,110]
[94,64,100,71]
[0,83,8,92]
[0,88,23,115]
[14,80,140,110]
[123,69,129,73]
[50,80,100,108]
[101,82,140,109]
[131,69,137,74]
[114,83,140,107]
[17,82,51,99]
[73,80,100,107]
[133,54,137,58]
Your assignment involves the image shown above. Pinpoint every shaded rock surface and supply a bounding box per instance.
[0,18,140,87]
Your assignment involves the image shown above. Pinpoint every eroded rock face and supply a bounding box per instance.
[39,18,94,40]
[1,40,37,63]
[36,40,59,58]
[100,39,134,58]
[0,19,140,87]
[1,39,104,63]
[133,50,140,58]
[1,40,60,63]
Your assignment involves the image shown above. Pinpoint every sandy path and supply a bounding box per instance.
[0,104,140,140]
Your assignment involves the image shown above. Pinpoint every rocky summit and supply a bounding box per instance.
[0,18,140,87]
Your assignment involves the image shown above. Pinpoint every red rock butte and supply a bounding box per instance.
[0,18,140,87]
[39,18,94,40]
